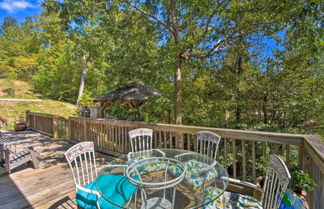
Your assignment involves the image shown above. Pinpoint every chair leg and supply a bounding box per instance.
[29,148,40,169]
[4,149,10,173]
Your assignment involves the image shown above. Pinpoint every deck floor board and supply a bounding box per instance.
[0,130,114,209]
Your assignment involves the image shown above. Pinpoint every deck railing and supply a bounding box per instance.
[26,111,68,138]
[26,112,324,209]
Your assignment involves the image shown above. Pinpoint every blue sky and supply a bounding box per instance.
[0,0,42,23]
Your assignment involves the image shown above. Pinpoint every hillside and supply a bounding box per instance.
[0,79,77,127]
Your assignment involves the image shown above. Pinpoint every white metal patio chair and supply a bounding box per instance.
[172,131,222,191]
[129,128,153,153]
[127,128,165,163]
[65,141,138,209]
[204,155,291,209]
[196,131,222,164]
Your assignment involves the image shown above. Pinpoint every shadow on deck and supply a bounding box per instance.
[0,130,114,209]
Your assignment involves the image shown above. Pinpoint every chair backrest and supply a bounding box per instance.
[262,155,291,209]
[196,131,222,160]
[129,128,153,152]
[64,142,97,188]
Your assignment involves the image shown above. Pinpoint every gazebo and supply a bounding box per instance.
[93,82,162,119]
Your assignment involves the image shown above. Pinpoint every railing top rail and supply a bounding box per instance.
[69,117,305,145]
[29,112,68,121]
[28,112,55,118]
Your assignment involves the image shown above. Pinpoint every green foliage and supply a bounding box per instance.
[79,91,94,108]
[291,170,317,191]
[105,103,135,121]
[0,17,41,80]
[7,123,14,130]
[0,0,322,137]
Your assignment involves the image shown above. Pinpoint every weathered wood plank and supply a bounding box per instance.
[233,139,237,179]
[252,141,256,181]
[242,140,246,181]
[224,138,228,169]
[285,145,290,168]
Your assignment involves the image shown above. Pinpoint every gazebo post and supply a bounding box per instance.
[100,101,108,118]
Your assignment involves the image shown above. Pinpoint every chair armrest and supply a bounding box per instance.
[4,143,40,151]
[155,149,166,157]
[127,152,133,162]
[227,177,263,192]
[174,152,195,161]
[76,184,101,196]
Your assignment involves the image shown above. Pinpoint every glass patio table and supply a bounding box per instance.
[96,149,229,209]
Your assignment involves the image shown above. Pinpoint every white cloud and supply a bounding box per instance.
[0,0,35,13]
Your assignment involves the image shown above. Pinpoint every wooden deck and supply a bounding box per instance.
[0,130,114,209]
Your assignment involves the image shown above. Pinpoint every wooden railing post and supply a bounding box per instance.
[25,110,30,128]
[33,114,36,130]
[303,136,324,209]
[298,144,304,169]
[53,116,59,138]
[83,118,88,141]
[68,117,72,140]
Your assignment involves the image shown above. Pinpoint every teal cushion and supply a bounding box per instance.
[76,174,138,209]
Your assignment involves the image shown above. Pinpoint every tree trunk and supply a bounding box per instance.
[235,56,243,124]
[76,53,88,107]
[175,55,182,125]
[262,94,268,124]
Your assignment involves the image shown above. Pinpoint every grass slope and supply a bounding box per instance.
[0,79,77,127]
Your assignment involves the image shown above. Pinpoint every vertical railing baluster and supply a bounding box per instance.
[242,140,246,181]
[180,133,184,149]
[169,132,173,149]
[164,131,167,148]
[252,141,256,181]
[285,144,290,168]
[159,131,162,149]
[224,138,228,169]
[233,139,237,179]
[153,131,159,148]
[187,133,190,150]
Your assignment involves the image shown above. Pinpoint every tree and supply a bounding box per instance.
[121,0,312,124]
[0,17,41,79]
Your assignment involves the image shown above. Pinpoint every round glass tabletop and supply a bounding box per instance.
[97,149,229,209]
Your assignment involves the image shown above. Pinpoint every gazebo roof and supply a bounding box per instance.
[93,82,162,103]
